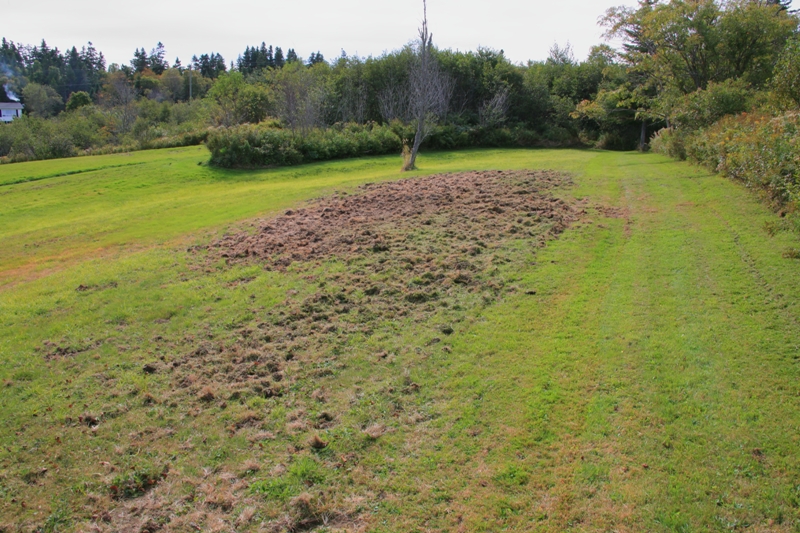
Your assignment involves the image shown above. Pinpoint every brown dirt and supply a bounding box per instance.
[208,170,578,267]
[179,169,583,415]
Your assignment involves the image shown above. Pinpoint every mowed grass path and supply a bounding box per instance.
[1,148,800,531]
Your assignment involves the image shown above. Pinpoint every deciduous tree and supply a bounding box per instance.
[21,82,63,117]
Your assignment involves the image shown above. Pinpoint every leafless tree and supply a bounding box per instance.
[378,83,409,123]
[339,78,368,124]
[273,64,326,135]
[479,86,511,127]
[403,0,453,171]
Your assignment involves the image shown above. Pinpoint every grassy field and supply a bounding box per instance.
[1,146,800,532]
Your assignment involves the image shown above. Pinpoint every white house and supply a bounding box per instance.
[0,102,23,122]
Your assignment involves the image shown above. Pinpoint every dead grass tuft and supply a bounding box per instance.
[782,247,800,259]
[197,386,216,402]
[141,392,158,406]
[204,489,235,511]
[248,431,276,443]
[309,434,328,450]
[286,420,308,434]
[240,460,261,476]
[310,388,327,403]
[363,424,386,440]
[235,410,263,429]
[235,506,257,527]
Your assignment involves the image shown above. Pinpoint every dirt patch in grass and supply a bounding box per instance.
[113,169,581,531]
[27,170,583,533]
[180,171,582,413]
[209,170,577,265]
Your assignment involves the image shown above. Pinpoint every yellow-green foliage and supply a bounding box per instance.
[677,112,800,207]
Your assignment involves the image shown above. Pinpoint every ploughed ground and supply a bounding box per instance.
[9,170,583,532]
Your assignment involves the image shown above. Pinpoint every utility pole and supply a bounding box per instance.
[189,65,193,100]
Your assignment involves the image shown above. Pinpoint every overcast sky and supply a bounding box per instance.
[5,0,638,67]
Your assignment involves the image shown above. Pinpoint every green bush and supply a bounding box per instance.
[771,36,800,109]
[0,102,211,164]
[651,127,688,160]
[66,91,92,111]
[671,79,755,130]
[657,112,800,208]
[207,121,562,169]
[0,117,77,161]
[207,122,403,168]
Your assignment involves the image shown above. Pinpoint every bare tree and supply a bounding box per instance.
[479,86,511,128]
[403,0,452,171]
[339,78,368,124]
[378,83,409,123]
[273,63,326,135]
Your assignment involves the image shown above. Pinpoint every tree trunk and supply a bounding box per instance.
[405,116,426,170]
[639,120,647,151]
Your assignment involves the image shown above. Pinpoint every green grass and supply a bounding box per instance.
[1,147,800,532]
[0,145,588,285]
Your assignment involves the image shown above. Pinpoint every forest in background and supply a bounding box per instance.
[0,0,799,209]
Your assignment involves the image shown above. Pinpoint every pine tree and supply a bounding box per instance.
[131,48,149,73]
[257,43,270,70]
[149,42,168,75]
[307,51,325,66]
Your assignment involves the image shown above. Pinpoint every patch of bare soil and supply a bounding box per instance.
[181,169,582,408]
[210,170,577,266]
[88,170,583,532]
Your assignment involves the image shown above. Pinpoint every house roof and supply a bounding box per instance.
[0,102,23,109]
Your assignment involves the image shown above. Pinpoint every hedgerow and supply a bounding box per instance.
[206,121,575,169]
[652,112,800,208]
[206,123,403,168]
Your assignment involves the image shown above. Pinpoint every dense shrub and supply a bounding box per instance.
[771,36,800,109]
[207,123,402,168]
[654,112,800,207]
[690,112,800,206]
[0,103,211,164]
[207,122,564,169]
[650,128,688,160]
[670,79,756,130]
[0,117,77,161]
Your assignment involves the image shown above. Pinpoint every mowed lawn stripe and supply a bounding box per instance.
[362,151,800,531]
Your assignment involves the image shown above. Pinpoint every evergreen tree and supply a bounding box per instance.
[308,51,325,66]
[131,48,149,73]
[149,42,168,75]
[26,40,66,94]
[194,52,227,78]
[287,48,299,63]
[274,47,285,68]
[0,38,24,73]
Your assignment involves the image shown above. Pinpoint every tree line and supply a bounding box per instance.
[0,0,798,165]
